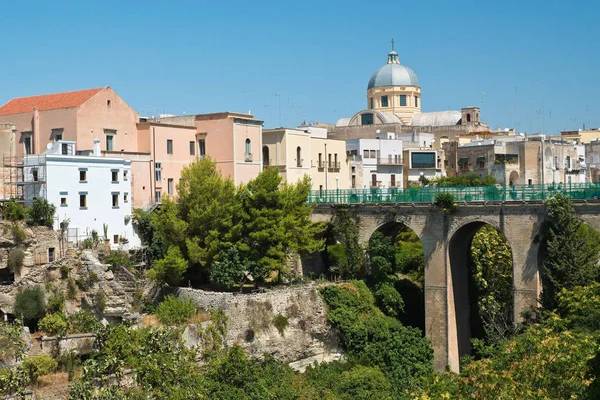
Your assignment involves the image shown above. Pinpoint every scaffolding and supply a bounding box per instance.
[2,155,47,205]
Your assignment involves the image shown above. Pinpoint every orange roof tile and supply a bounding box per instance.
[0,87,105,116]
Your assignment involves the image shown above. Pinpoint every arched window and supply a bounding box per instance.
[245,138,252,161]
[263,146,270,166]
[296,146,302,167]
[466,114,471,122]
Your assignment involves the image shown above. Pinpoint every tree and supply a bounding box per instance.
[367,232,396,283]
[330,207,362,279]
[2,201,25,221]
[542,193,600,309]
[13,287,45,328]
[211,245,249,291]
[147,246,189,286]
[395,228,424,282]
[25,198,56,227]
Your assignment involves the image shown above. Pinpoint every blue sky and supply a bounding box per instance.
[0,0,598,132]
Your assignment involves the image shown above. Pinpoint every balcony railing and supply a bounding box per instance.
[244,153,253,162]
[328,161,341,170]
[317,160,326,169]
[296,159,304,167]
[377,158,403,165]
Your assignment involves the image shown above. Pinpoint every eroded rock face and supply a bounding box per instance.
[176,284,345,371]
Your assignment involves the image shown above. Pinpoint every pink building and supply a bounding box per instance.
[160,112,263,186]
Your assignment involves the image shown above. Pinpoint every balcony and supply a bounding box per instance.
[244,153,253,162]
[296,159,304,168]
[328,161,341,170]
[317,160,326,169]
[377,158,403,166]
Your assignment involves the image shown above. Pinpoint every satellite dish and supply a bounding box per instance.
[46,143,53,150]
[376,130,381,134]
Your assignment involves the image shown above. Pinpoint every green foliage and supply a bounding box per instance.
[58,351,81,381]
[133,208,167,262]
[148,245,189,286]
[60,264,70,279]
[68,309,100,334]
[76,272,99,291]
[3,200,25,221]
[7,249,24,273]
[156,295,197,325]
[95,290,107,313]
[367,232,396,283]
[470,225,514,343]
[320,281,433,391]
[22,354,58,382]
[25,198,56,227]
[38,312,68,336]
[329,207,362,279]
[46,292,65,313]
[373,283,404,317]
[556,283,600,331]
[429,172,496,187]
[0,321,26,364]
[11,224,26,244]
[433,192,458,213]
[542,193,600,309]
[395,228,424,282]
[337,365,393,400]
[13,286,45,326]
[105,250,132,272]
[0,365,30,396]
[272,314,289,336]
[66,276,77,300]
[210,244,248,290]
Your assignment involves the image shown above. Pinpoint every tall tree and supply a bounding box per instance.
[542,193,600,309]
[330,206,363,279]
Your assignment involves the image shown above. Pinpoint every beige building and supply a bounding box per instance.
[0,123,17,201]
[444,137,586,185]
[561,129,600,144]
[263,126,350,192]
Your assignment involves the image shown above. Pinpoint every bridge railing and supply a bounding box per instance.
[308,183,600,205]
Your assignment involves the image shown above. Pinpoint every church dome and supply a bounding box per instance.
[367,50,420,89]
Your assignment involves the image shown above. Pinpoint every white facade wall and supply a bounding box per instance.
[346,138,403,189]
[24,149,140,249]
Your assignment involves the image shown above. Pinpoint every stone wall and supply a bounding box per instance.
[175,284,344,371]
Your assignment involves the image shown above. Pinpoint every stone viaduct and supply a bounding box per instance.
[311,202,600,372]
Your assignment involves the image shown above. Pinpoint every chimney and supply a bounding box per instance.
[33,107,40,154]
[93,139,101,156]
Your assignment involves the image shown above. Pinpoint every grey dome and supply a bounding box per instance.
[368,63,420,89]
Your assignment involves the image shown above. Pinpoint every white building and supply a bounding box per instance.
[346,132,404,189]
[23,140,140,249]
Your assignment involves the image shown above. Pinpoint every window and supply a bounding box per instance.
[107,100,111,107]
[198,139,206,159]
[79,194,87,208]
[371,174,377,187]
[363,150,369,158]
[167,139,173,155]
[79,169,87,182]
[390,174,396,187]
[319,185,323,196]
[61,143,69,155]
[352,175,356,188]
[60,197,67,206]
[351,166,356,173]
[263,146,270,166]
[245,138,252,161]
[400,95,407,106]
[318,153,323,168]
[370,98,374,109]
[155,163,162,182]
[414,96,419,107]
[32,168,38,182]
[112,193,119,208]
[566,156,572,169]
[361,113,374,125]
[111,170,119,182]
[370,150,377,159]
[52,128,63,141]
[23,134,32,155]
[554,156,559,169]
[381,95,389,107]
[411,152,436,169]
[466,114,471,122]
[296,146,302,167]
[328,153,332,168]
[167,178,174,195]
[123,170,128,181]
[124,193,128,203]
[334,153,338,168]
[113,235,119,244]
[104,129,116,151]
[189,141,195,156]
[155,190,161,203]
[48,248,55,263]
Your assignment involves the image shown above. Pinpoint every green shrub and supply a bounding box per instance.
[66,277,77,300]
[7,249,25,273]
[68,309,100,334]
[0,321,27,363]
[147,246,189,286]
[11,224,26,244]
[58,351,80,381]
[21,354,58,382]
[38,313,68,336]
[95,291,107,313]
[13,287,45,326]
[433,192,457,213]
[46,292,65,314]
[3,201,25,221]
[25,198,56,227]
[105,250,132,272]
[273,314,289,336]
[374,283,404,317]
[156,295,196,325]
[337,365,392,400]
[60,264,69,279]
[75,272,98,291]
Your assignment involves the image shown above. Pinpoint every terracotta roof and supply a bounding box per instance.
[0,87,105,116]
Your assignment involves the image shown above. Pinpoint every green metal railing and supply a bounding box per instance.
[308,183,600,205]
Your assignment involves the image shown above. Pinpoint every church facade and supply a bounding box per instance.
[331,46,489,142]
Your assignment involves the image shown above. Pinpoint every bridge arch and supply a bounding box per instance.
[447,219,515,365]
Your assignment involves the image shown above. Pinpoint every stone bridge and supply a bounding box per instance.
[311,202,600,372]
